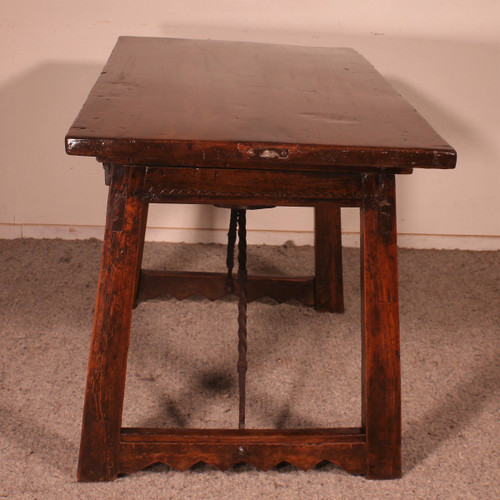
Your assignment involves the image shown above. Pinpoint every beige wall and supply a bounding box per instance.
[1,1,499,249]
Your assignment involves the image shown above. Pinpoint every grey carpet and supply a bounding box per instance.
[0,239,498,499]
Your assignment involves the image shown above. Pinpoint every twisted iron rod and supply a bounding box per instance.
[225,209,238,293]
[236,210,248,429]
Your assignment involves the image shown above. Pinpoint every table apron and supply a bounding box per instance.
[138,165,363,207]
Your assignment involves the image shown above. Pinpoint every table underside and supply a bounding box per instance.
[74,163,401,481]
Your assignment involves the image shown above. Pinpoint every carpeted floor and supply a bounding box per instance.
[0,238,498,499]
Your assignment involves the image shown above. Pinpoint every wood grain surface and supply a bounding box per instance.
[361,174,401,479]
[66,37,456,170]
[77,165,148,482]
[119,428,367,475]
[69,37,457,482]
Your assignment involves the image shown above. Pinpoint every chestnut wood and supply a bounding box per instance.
[133,198,148,305]
[136,270,315,305]
[77,165,148,482]
[66,37,456,483]
[66,37,456,171]
[314,206,344,312]
[142,166,364,207]
[119,428,367,475]
[361,174,401,479]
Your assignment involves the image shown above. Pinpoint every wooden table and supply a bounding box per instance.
[66,37,456,481]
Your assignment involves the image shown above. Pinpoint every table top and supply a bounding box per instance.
[66,37,456,172]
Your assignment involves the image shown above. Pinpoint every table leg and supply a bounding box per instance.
[360,174,401,479]
[314,205,344,312]
[133,201,149,307]
[77,165,147,482]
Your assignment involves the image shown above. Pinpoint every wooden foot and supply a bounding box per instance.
[77,165,148,482]
[361,174,401,479]
[314,205,344,312]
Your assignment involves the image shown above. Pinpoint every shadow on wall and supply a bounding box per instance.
[1,35,498,236]
[150,28,498,237]
[387,77,498,233]
[0,63,108,226]
[0,61,236,235]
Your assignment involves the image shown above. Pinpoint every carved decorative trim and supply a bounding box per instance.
[118,428,367,477]
[145,187,354,201]
[136,271,315,306]
[141,167,364,206]
[119,453,365,475]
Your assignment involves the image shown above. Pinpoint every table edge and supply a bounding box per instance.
[65,136,457,171]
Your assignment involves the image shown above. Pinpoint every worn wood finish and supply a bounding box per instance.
[77,165,148,482]
[314,206,344,312]
[66,37,456,171]
[142,166,363,207]
[119,428,366,475]
[360,174,401,479]
[67,37,457,482]
[132,197,148,305]
[137,270,315,305]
